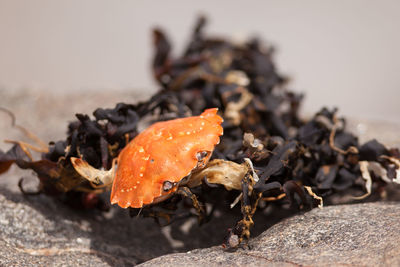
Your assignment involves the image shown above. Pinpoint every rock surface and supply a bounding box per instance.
[0,188,168,266]
[141,202,400,266]
[0,90,399,266]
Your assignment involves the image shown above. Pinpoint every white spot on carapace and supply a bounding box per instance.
[166,132,173,140]
[199,127,203,130]
[121,189,125,193]
[186,131,191,135]
[200,116,204,118]
[137,181,140,184]
[138,147,145,153]
[133,186,137,189]
[188,123,193,127]
[142,155,150,161]
[140,166,145,171]
[201,122,205,126]
[139,173,144,177]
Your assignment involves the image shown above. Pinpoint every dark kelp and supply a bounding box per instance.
[0,17,399,248]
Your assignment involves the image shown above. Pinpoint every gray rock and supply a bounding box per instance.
[0,181,285,266]
[0,188,171,266]
[141,202,400,267]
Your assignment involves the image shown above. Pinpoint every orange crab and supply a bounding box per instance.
[110,108,223,208]
[92,108,222,209]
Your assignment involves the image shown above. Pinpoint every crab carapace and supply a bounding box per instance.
[110,108,223,208]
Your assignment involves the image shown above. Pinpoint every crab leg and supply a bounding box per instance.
[130,208,175,226]
[177,186,206,224]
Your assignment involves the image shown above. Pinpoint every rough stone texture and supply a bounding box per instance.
[0,188,171,266]
[141,202,400,267]
[0,90,399,266]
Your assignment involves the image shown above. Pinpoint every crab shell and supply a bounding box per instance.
[110,108,224,208]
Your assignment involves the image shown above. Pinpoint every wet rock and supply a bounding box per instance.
[141,202,400,267]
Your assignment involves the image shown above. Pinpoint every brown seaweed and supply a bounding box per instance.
[0,16,399,248]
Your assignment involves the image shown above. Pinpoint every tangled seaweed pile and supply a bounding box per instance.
[1,17,399,248]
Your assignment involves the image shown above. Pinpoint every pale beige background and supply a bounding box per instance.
[0,0,399,122]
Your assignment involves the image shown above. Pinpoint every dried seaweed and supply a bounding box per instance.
[1,16,399,248]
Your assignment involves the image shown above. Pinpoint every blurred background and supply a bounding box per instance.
[0,0,399,122]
